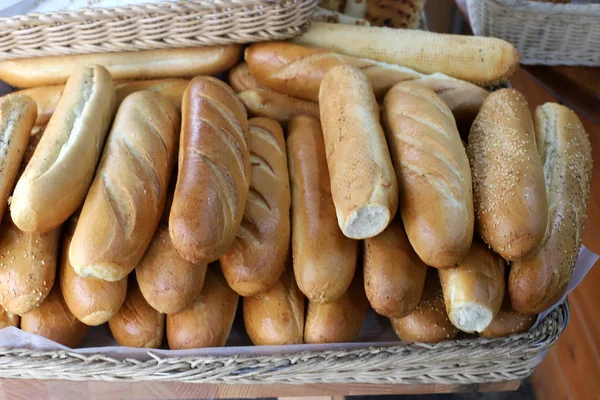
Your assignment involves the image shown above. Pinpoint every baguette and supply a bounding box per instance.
[438,241,506,333]
[304,271,369,344]
[363,220,427,318]
[0,94,37,219]
[0,308,19,329]
[0,46,242,88]
[467,89,548,261]
[115,79,189,110]
[220,118,290,296]
[10,65,116,233]
[166,267,239,349]
[243,268,304,345]
[390,270,458,343]
[21,285,88,348]
[108,278,165,348]
[69,91,180,281]
[319,64,398,239]
[245,42,489,121]
[294,22,519,84]
[287,115,357,303]
[480,295,534,338]
[509,103,592,314]
[382,83,473,268]
[170,77,250,264]
[12,86,62,126]
[136,224,207,314]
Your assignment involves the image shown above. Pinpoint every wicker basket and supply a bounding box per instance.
[0,302,568,384]
[466,0,600,65]
[0,0,319,61]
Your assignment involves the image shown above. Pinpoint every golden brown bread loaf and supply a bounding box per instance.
[21,285,88,348]
[467,89,548,261]
[115,79,189,110]
[319,65,398,239]
[69,91,180,282]
[304,271,369,344]
[287,115,357,303]
[108,279,165,348]
[245,42,489,122]
[438,241,506,333]
[170,77,250,265]
[480,295,535,338]
[136,224,207,315]
[509,103,592,314]
[166,267,239,349]
[390,270,458,343]
[229,62,265,92]
[10,65,116,233]
[363,220,427,318]
[382,82,473,268]
[243,268,304,345]
[0,46,242,88]
[0,308,19,329]
[12,86,62,126]
[220,117,290,296]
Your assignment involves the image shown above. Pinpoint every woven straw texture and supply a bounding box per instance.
[467,0,600,66]
[0,303,568,384]
[0,0,318,61]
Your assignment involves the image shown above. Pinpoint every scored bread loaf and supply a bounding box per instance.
[245,42,489,122]
[467,89,548,261]
[69,91,180,282]
[509,103,592,314]
[108,278,165,348]
[287,115,357,303]
[480,295,535,338]
[243,267,304,345]
[0,45,242,88]
[319,65,398,239]
[10,65,116,233]
[12,86,62,126]
[115,79,189,110]
[170,77,250,265]
[363,219,427,318]
[439,241,506,333]
[166,267,239,349]
[390,270,458,343]
[382,82,473,268]
[220,117,290,296]
[0,308,19,329]
[294,22,519,84]
[21,285,88,348]
[229,62,265,92]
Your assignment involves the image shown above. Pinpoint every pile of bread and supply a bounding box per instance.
[0,22,591,349]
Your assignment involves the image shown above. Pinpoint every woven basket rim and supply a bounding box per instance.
[481,0,600,15]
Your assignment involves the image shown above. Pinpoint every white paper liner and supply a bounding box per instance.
[0,0,176,16]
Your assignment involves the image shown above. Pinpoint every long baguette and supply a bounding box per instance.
[293,22,519,84]
[115,79,189,110]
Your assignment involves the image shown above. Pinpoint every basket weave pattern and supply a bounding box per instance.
[467,0,600,66]
[0,303,568,384]
[0,0,318,60]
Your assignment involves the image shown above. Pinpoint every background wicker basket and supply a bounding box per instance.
[0,0,319,61]
[0,302,568,384]
[466,0,600,66]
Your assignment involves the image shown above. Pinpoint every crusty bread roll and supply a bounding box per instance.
[220,117,290,296]
[287,115,357,303]
[480,295,535,338]
[0,94,37,219]
[439,241,506,333]
[115,79,189,110]
[245,42,489,122]
[304,271,369,344]
[60,221,127,326]
[390,270,458,343]
[170,77,250,265]
[69,91,180,282]
[108,278,165,348]
[467,89,548,261]
[21,285,88,348]
[0,46,242,88]
[363,220,427,318]
[0,216,59,315]
[136,224,207,315]
[294,22,519,84]
[383,83,473,268]
[167,267,239,349]
[0,308,19,329]
[509,103,592,314]
[12,86,62,126]
[319,64,398,239]
[11,65,116,233]
[229,62,265,92]
[243,268,304,345]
